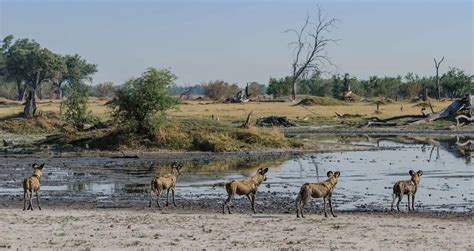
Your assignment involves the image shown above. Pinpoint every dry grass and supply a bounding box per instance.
[173,100,453,121]
[0,97,457,123]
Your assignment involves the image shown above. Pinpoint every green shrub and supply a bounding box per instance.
[109,68,177,134]
[63,83,97,129]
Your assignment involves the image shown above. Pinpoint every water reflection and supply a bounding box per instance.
[0,135,471,212]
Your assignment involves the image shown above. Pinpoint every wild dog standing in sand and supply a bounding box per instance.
[222,167,269,214]
[391,170,423,211]
[296,171,340,218]
[149,162,183,208]
[23,163,45,211]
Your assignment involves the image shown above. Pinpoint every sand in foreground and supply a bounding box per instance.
[0,209,472,250]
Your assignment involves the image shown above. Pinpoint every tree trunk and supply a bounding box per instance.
[16,81,25,101]
[37,85,43,100]
[291,78,296,101]
[422,87,428,101]
[24,72,41,118]
[434,57,444,100]
[23,90,37,118]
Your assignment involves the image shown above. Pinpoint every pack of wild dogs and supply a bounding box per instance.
[23,162,423,217]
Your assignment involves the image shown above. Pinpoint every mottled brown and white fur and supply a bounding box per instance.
[391,170,423,211]
[23,163,45,211]
[149,162,183,208]
[222,167,269,214]
[296,171,340,218]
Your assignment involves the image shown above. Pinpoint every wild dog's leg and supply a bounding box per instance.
[412,194,415,211]
[149,181,155,207]
[223,193,233,214]
[251,193,256,213]
[23,191,27,211]
[149,188,154,207]
[246,194,252,204]
[29,190,34,211]
[296,193,301,218]
[300,197,309,218]
[329,195,336,217]
[407,193,411,211]
[166,188,170,207]
[391,193,397,211]
[322,197,327,217]
[156,188,162,208]
[36,191,41,210]
[172,187,177,207]
[227,192,235,214]
[223,184,235,214]
[396,194,402,211]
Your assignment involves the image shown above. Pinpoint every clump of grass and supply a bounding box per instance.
[64,118,301,152]
[295,96,348,106]
[0,112,73,134]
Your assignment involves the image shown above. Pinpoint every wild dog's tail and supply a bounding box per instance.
[393,182,402,196]
[212,182,228,190]
[23,178,29,193]
[295,184,308,207]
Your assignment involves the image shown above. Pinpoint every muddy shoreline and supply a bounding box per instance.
[0,208,472,250]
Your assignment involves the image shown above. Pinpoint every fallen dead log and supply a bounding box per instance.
[455,114,474,126]
[242,111,253,128]
[256,116,295,127]
[366,121,398,127]
[411,96,470,124]
[335,112,365,118]
[364,114,426,123]
[110,150,139,159]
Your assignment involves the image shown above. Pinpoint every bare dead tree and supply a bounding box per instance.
[434,56,445,100]
[285,7,338,101]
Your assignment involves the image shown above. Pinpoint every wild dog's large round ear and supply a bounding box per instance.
[327,171,334,177]
[257,168,263,173]
[417,170,423,176]
[39,163,45,169]
[409,170,415,176]
[334,171,340,178]
[262,168,269,174]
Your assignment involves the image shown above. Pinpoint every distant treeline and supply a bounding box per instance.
[170,70,473,101]
[1,35,472,103]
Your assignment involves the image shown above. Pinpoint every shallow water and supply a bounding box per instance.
[0,136,472,212]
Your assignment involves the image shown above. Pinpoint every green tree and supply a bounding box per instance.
[202,80,239,100]
[64,82,96,129]
[53,54,97,99]
[441,68,473,98]
[3,36,66,117]
[266,76,292,98]
[110,68,178,134]
[247,81,266,97]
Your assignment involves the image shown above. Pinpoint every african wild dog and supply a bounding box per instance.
[222,167,269,214]
[23,163,45,211]
[391,170,423,211]
[149,162,183,208]
[296,171,340,218]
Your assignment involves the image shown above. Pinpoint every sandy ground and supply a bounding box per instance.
[0,209,472,250]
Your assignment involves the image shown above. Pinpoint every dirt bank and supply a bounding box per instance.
[0,209,471,250]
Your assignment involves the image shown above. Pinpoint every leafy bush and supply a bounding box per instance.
[63,83,97,129]
[109,67,177,134]
[202,80,240,100]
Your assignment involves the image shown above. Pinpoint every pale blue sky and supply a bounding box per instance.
[1,0,472,86]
